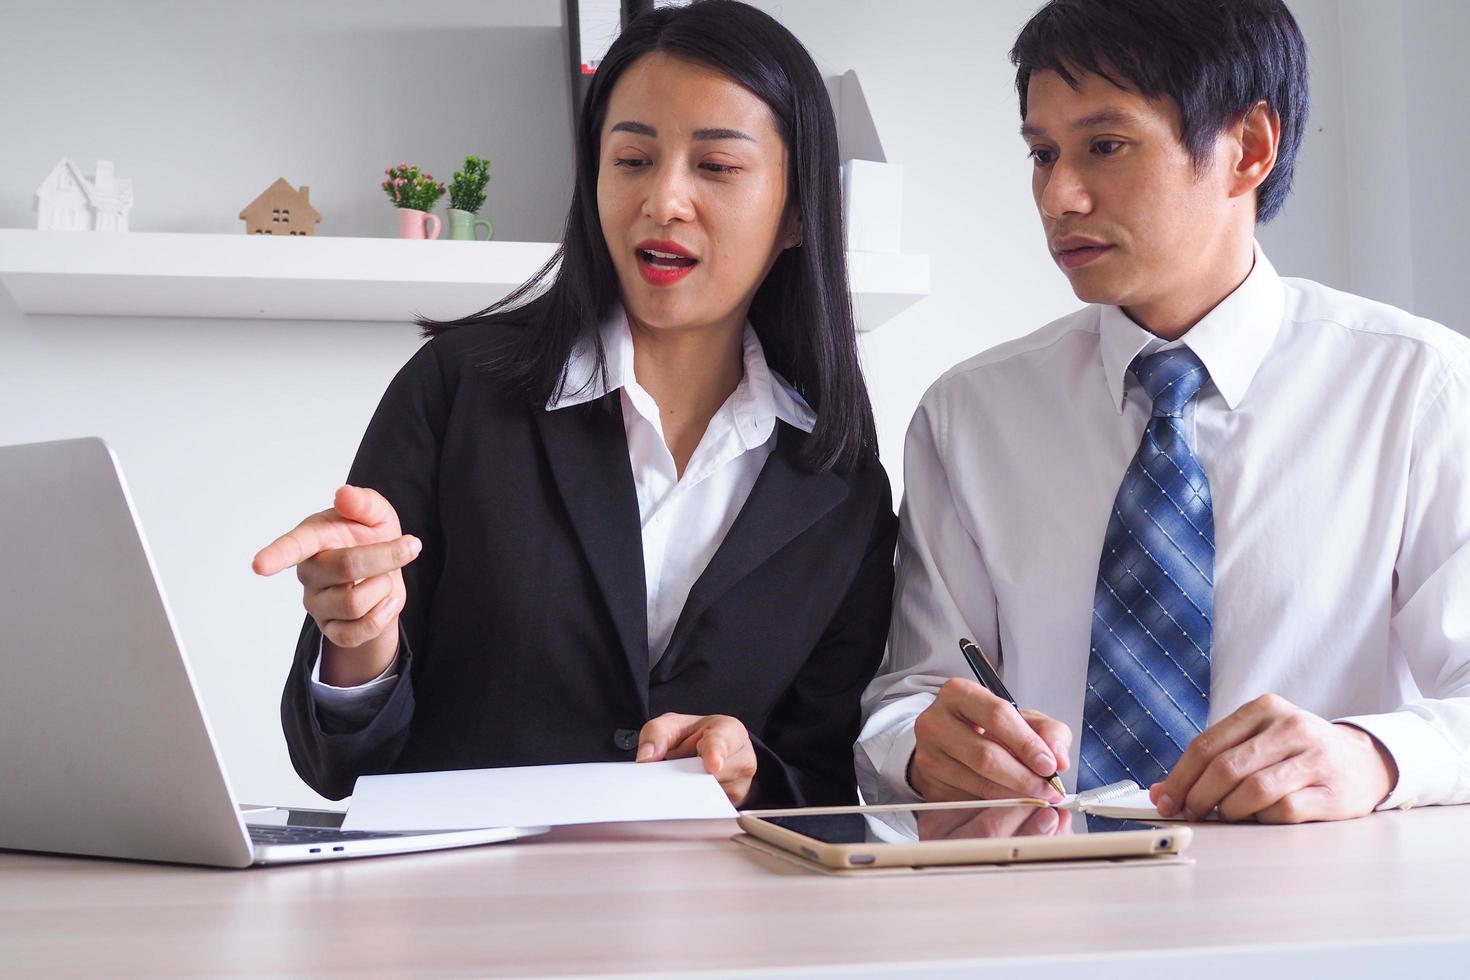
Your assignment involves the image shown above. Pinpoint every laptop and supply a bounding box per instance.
[0,436,547,867]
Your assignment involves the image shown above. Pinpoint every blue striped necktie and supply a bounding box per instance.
[1079,347,1214,792]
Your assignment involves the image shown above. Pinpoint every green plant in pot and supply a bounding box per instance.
[447,156,493,241]
[383,163,446,239]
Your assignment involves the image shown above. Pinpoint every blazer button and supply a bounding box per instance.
[613,728,640,752]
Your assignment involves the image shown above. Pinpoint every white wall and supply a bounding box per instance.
[1254,0,1470,330]
[1400,0,1470,330]
[0,0,574,808]
[1,0,1462,808]
[1253,0,1353,290]
[1332,0,1415,312]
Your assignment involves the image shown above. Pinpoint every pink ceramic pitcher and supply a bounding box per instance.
[397,208,441,240]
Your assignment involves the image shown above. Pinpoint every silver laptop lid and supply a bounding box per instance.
[0,437,254,867]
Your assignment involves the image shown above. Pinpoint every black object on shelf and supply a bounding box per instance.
[564,0,658,136]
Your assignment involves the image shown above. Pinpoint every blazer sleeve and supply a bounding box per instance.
[744,469,899,808]
[280,338,451,800]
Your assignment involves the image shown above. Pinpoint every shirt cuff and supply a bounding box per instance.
[1334,709,1456,810]
[855,692,934,804]
[309,639,400,708]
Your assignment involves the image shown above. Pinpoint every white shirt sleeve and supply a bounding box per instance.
[856,389,1002,804]
[308,639,401,731]
[1337,360,1470,809]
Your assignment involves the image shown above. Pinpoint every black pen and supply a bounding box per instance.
[956,638,1067,798]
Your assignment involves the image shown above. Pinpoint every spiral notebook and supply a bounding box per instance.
[1057,779,1177,820]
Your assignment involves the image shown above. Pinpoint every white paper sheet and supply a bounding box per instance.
[341,758,738,832]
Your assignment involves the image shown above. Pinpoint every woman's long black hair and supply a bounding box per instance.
[420,0,877,473]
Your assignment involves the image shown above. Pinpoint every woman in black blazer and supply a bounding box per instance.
[254,0,897,808]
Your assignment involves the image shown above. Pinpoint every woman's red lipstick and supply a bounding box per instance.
[635,239,698,286]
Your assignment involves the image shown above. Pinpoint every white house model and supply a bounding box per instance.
[34,158,134,231]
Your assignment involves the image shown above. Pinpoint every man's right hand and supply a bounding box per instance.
[909,678,1072,803]
[251,485,421,687]
[916,802,1070,842]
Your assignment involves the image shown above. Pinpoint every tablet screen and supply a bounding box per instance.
[762,806,1161,845]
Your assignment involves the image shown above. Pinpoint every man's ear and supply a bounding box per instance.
[1231,100,1281,203]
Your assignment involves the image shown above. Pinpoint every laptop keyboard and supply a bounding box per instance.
[248,825,404,845]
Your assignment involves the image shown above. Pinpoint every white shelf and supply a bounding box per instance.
[0,229,928,332]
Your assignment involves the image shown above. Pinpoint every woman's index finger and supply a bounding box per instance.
[250,509,350,576]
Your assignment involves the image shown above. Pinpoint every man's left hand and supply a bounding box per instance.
[636,713,757,807]
[1150,694,1398,823]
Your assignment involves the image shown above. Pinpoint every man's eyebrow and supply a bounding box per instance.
[607,121,755,142]
[1020,108,1139,138]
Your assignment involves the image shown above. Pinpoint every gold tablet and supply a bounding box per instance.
[738,801,1192,871]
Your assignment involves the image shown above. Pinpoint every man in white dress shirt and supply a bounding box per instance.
[858,0,1470,821]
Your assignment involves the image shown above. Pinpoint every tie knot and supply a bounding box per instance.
[1133,347,1210,418]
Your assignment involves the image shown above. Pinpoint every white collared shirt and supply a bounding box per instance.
[857,247,1470,811]
[311,309,815,716]
[549,308,816,662]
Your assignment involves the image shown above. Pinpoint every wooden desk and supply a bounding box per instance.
[3,807,1468,978]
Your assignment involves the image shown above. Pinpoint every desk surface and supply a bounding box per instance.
[4,806,1469,978]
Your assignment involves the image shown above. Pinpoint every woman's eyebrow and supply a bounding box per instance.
[692,127,756,142]
[608,120,756,142]
[610,120,657,136]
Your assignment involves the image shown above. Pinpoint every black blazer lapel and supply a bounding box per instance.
[532,395,650,705]
[654,423,848,682]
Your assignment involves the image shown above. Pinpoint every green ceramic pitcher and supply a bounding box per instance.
[447,208,493,241]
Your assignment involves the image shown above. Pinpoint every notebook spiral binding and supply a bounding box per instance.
[1074,779,1141,807]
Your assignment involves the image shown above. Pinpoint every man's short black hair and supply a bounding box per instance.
[1010,0,1309,223]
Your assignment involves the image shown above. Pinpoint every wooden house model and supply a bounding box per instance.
[35,158,134,231]
[239,178,322,235]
